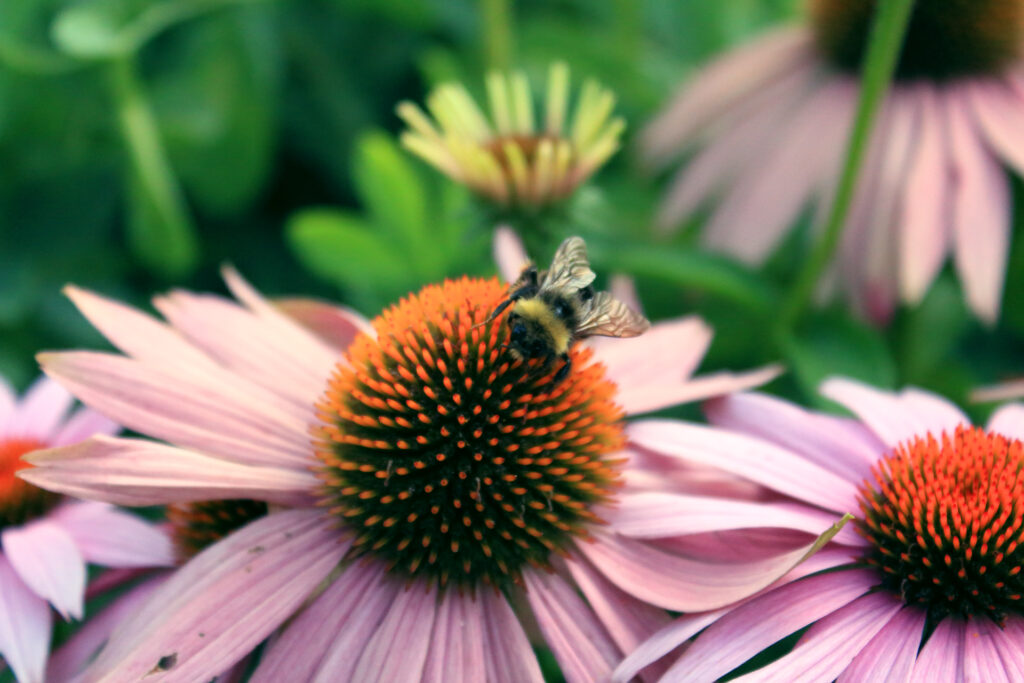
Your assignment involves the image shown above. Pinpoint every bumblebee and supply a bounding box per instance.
[487,236,650,383]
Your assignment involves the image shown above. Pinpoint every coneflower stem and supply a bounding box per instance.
[778,0,916,330]
[481,0,513,72]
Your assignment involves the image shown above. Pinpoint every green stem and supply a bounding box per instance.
[481,0,512,72]
[777,0,916,330]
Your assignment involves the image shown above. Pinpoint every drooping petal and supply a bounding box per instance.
[564,553,672,679]
[350,582,438,681]
[820,377,969,448]
[47,574,168,682]
[1,520,86,619]
[80,509,350,682]
[252,559,399,682]
[837,607,924,683]
[973,380,1024,403]
[592,317,711,390]
[704,392,881,480]
[40,351,313,467]
[642,26,813,166]
[945,88,1011,324]
[987,403,1024,441]
[619,366,783,416]
[422,588,487,683]
[612,609,728,683]
[9,375,73,441]
[899,83,952,304]
[493,225,530,283]
[627,419,860,512]
[51,502,175,568]
[0,554,51,683]
[910,617,966,682]
[963,617,1013,683]
[523,568,621,683]
[51,407,119,447]
[275,297,373,351]
[21,436,317,507]
[479,587,544,683]
[994,617,1024,679]
[607,491,860,545]
[731,591,902,682]
[966,78,1024,180]
[660,569,875,682]
[577,530,847,613]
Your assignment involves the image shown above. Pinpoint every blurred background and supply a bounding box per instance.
[1,0,1021,418]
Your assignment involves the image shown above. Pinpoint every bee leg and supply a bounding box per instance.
[553,353,571,384]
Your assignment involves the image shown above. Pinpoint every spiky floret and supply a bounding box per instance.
[0,438,58,530]
[167,499,269,561]
[858,425,1024,624]
[314,277,625,589]
[810,0,1024,80]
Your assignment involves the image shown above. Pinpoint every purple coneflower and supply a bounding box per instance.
[615,378,1024,681]
[0,376,173,682]
[16,234,807,682]
[646,0,1024,323]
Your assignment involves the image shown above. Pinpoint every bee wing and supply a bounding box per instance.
[540,236,596,292]
[576,291,651,338]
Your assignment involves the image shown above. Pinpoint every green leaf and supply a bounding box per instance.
[287,208,409,291]
[782,310,897,406]
[896,273,970,384]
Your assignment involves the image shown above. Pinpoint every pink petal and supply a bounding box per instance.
[153,290,332,409]
[1,520,86,619]
[479,587,544,683]
[733,591,902,681]
[40,351,313,467]
[705,78,855,263]
[994,617,1024,679]
[422,588,487,683]
[704,392,881,480]
[81,509,350,681]
[664,569,875,681]
[593,316,711,390]
[607,491,860,545]
[493,225,530,283]
[966,78,1024,179]
[274,297,373,351]
[657,59,820,229]
[612,609,728,683]
[973,380,1024,403]
[0,554,51,683]
[577,530,847,613]
[9,375,73,441]
[51,502,175,568]
[0,376,15,425]
[221,266,340,377]
[621,365,784,416]
[627,419,860,512]
[837,607,924,683]
[963,617,1013,683]
[910,618,966,682]
[564,553,672,679]
[48,573,168,682]
[523,568,621,683]
[350,582,438,681]
[20,435,317,507]
[642,26,813,166]
[50,406,119,447]
[945,88,1011,324]
[620,446,766,500]
[252,559,399,682]
[608,275,643,315]
[820,377,968,448]
[987,403,1024,441]
[899,83,952,304]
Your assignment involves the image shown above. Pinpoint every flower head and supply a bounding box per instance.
[615,379,1024,681]
[646,2,1024,323]
[398,63,624,210]
[0,375,173,683]
[20,233,786,682]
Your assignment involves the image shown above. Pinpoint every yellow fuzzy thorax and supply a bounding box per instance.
[513,298,572,353]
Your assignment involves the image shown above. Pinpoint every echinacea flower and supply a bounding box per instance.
[16,233,807,682]
[0,375,174,682]
[646,0,1024,323]
[615,378,1024,681]
[398,62,624,210]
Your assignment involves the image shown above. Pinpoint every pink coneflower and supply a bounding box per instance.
[16,235,806,682]
[646,0,1024,323]
[0,375,174,682]
[615,378,1024,681]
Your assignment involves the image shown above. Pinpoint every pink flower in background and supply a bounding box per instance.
[16,232,802,682]
[615,378,1024,681]
[645,1,1024,323]
[0,376,174,683]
